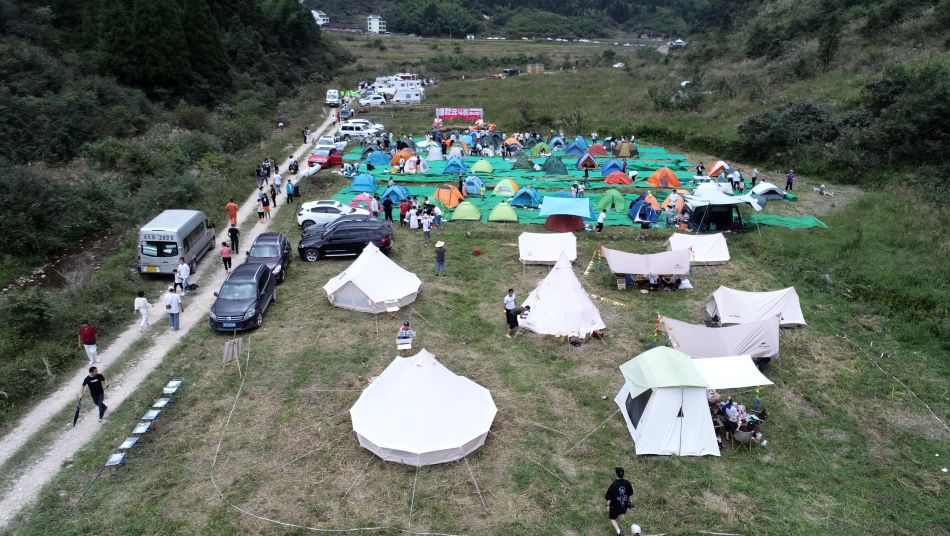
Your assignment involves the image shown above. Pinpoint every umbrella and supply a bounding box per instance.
[73,402,82,427]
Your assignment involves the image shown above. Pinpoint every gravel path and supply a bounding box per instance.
[0,115,336,529]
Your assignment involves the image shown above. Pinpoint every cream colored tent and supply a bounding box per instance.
[350,349,497,466]
[657,315,780,359]
[323,243,422,313]
[665,233,730,265]
[600,246,691,278]
[614,347,772,456]
[518,232,577,265]
[705,286,806,327]
[521,252,606,338]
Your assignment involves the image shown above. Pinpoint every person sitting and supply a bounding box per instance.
[706,388,722,405]
[398,321,415,339]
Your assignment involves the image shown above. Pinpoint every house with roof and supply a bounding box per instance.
[367,15,386,34]
[311,10,329,26]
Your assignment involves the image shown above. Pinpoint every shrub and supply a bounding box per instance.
[737,101,838,158]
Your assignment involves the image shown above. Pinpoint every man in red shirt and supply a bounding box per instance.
[224,199,239,225]
[78,319,99,364]
[399,199,410,227]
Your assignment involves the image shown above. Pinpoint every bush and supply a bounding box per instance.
[737,101,838,158]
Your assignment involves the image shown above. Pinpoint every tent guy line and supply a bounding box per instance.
[487,430,568,484]
[562,408,621,455]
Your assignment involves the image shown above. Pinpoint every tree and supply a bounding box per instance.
[181,0,231,91]
[129,0,191,88]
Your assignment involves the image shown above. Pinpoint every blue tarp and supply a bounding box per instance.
[539,196,595,220]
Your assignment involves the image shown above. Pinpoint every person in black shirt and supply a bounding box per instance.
[79,366,109,423]
[606,467,634,536]
[228,224,240,253]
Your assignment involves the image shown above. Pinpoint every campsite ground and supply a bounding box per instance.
[6,35,950,536]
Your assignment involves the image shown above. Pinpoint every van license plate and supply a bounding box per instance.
[222,323,236,328]
[146,267,159,273]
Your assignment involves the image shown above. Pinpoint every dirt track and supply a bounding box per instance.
[0,115,336,529]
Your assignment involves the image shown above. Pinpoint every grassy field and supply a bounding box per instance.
[8,35,950,536]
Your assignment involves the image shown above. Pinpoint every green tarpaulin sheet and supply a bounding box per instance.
[745,215,828,229]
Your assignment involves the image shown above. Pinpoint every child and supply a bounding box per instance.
[173,269,184,292]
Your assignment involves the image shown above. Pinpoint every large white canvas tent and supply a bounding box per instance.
[323,243,422,313]
[521,252,606,338]
[614,347,773,456]
[518,232,578,265]
[665,233,730,265]
[350,350,497,466]
[600,246,692,277]
[705,286,806,327]
[657,315,780,359]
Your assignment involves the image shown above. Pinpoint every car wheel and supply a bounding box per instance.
[271,288,277,304]
[302,220,315,228]
[343,135,351,141]
[278,268,286,283]
[255,311,263,328]
[304,249,320,262]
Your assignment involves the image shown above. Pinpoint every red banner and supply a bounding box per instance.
[436,107,484,120]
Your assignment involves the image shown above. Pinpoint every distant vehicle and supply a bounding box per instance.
[613,63,626,68]
[326,89,340,107]
[359,94,387,106]
[308,147,343,168]
[521,37,529,40]
[339,123,380,141]
[245,232,292,284]
[209,263,277,331]
[138,210,215,275]
[392,88,423,104]
[297,200,370,228]
[298,215,394,262]
[343,119,385,131]
[489,74,503,80]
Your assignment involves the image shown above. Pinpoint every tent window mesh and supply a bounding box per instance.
[625,389,653,429]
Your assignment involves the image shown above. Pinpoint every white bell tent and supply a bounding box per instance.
[521,252,606,338]
[323,243,422,313]
[518,232,577,265]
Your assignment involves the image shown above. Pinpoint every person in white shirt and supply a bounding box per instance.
[421,214,432,245]
[133,290,153,332]
[164,286,184,331]
[597,209,607,232]
[177,258,191,294]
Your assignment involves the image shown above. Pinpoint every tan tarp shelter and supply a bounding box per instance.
[665,233,730,265]
[657,315,780,359]
[518,232,577,265]
[705,286,806,327]
[600,247,691,277]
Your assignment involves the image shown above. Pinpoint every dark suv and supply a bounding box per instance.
[209,263,277,331]
[298,215,394,262]
[246,232,292,283]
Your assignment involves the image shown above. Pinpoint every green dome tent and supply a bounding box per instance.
[512,154,535,170]
[530,142,551,155]
[595,189,627,212]
[488,203,519,223]
[471,159,494,174]
[542,157,569,176]
[451,201,483,222]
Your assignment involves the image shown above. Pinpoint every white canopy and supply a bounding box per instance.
[705,286,806,327]
[658,315,780,359]
[665,233,730,265]
[521,252,606,338]
[518,232,577,265]
[323,243,422,313]
[600,246,691,276]
[350,350,497,466]
[685,187,762,211]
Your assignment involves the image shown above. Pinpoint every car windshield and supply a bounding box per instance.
[249,244,280,257]
[314,149,331,157]
[141,241,178,257]
[219,282,257,300]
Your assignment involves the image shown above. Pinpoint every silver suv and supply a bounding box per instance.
[339,123,380,141]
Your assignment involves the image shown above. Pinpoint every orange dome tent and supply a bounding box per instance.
[707,160,729,177]
[449,139,470,153]
[588,143,609,156]
[504,136,523,147]
[604,171,633,185]
[643,193,661,210]
[647,167,682,188]
[433,184,465,208]
[661,189,691,212]
[390,148,416,166]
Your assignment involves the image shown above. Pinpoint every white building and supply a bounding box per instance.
[311,10,329,26]
[367,14,386,34]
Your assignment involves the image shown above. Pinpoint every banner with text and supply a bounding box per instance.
[436,107,484,120]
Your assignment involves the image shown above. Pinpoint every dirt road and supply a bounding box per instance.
[0,115,336,529]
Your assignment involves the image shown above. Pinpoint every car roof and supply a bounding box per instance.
[300,200,343,210]
[226,263,265,282]
[252,232,285,245]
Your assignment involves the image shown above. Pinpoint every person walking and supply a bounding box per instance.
[228,224,240,253]
[785,170,795,191]
[382,196,393,221]
[302,127,310,144]
[399,199,409,226]
[177,258,191,294]
[751,168,759,187]
[78,319,99,364]
[257,198,265,220]
[261,193,271,219]
[286,180,295,204]
[224,199,239,226]
[597,209,607,232]
[606,467,635,536]
[164,286,184,331]
[421,214,432,245]
[133,290,153,332]
[435,241,447,276]
[79,366,109,423]
[220,242,232,272]
[503,289,518,333]
[506,304,530,338]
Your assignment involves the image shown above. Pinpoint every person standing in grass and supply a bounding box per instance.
[220,242,232,272]
[79,366,109,423]
[399,199,409,226]
[133,290,153,332]
[382,196,394,221]
[751,167,759,187]
[435,241,446,276]
[785,170,795,191]
[421,213,432,245]
[503,289,518,332]
[606,467,635,536]
[597,209,607,232]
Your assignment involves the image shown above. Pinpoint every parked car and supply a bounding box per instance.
[358,94,387,106]
[209,263,277,331]
[245,232,292,284]
[298,215,394,262]
[343,119,385,131]
[308,147,343,168]
[316,135,336,147]
[339,123,380,141]
[297,200,370,228]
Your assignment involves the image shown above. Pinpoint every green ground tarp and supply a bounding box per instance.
[745,215,829,229]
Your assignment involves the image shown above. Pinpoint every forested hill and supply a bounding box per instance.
[0,0,340,165]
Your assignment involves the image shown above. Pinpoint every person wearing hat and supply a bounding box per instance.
[163,286,184,331]
[435,241,448,276]
[785,169,795,191]
[398,321,415,339]
[606,466,634,536]
[629,524,642,536]
[78,319,99,365]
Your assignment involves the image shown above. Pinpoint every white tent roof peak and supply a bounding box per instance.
[521,250,606,337]
[705,286,806,326]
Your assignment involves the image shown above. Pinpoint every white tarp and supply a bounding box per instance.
[522,252,606,338]
[685,187,762,211]
[323,243,422,313]
[600,246,691,276]
[665,233,730,265]
[350,350,497,466]
[691,355,774,390]
[705,286,806,327]
[518,232,577,265]
[658,315,780,359]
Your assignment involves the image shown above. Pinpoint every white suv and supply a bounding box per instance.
[343,119,385,131]
[339,123,380,141]
[297,200,370,228]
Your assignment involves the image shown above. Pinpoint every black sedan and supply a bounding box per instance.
[246,232,292,283]
[209,263,277,331]
[298,215,394,262]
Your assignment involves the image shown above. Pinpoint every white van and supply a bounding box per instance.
[392,88,424,104]
[325,89,340,107]
[138,210,216,275]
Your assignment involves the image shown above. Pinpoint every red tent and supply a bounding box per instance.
[605,171,633,185]
[588,143,609,156]
[544,215,585,232]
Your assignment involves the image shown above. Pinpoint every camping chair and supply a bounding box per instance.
[105,452,127,476]
[731,430,756,453]
[397,335,414,356]
[384,299,400,320]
